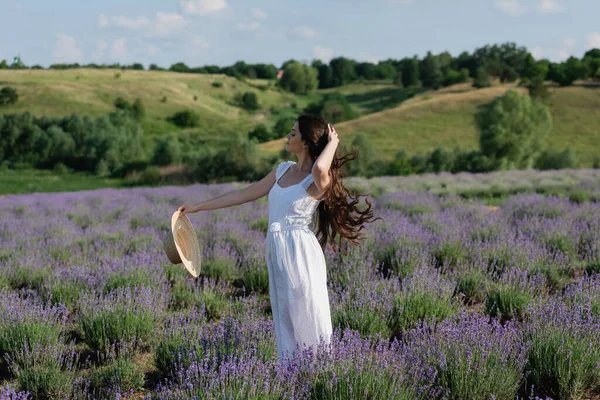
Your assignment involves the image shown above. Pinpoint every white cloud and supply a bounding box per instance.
[92,40,108,60]
[179,0,227,15]
[237,22,261,32]
[530,47,543,59]
[110,39,128,62]
[98,13,150,29]
[495,0,527,16]
[149,12,188,37]
[252,8,267,20]
[587,32,600,49]
[52,33,83,63]
[98,13,109,28]
[313,45,333,62]
[190,36,209,49]
[99,12,187,38]
[538,0,564,13]
[295,26,316,39]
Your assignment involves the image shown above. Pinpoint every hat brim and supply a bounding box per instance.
[170,210,201,278]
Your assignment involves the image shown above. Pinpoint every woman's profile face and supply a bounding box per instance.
[284,121,306,154]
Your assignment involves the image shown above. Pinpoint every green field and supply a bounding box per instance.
[1,69,599,167]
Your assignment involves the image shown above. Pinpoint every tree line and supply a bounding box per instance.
[3,43,599,92]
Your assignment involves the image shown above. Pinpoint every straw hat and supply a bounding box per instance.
[162,210,201,277]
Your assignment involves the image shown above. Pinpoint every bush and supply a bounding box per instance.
[272,116,297,139]
[473,67,491,88]
[212,81,223,88]
[305,92,357,124]
[167,110,200,128]
[279,62,318,94]
[535,147,578,170]
[248,124,272,143]
[241,92,260,110]
[138,166,162,185]
[151,135,182,166]
[0,86,18,106]
[443,68,470,87]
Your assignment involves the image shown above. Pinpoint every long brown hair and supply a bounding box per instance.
[297,113,383,254]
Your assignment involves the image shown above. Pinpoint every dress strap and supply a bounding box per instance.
[300,174,314,190]
[276,161,294,181]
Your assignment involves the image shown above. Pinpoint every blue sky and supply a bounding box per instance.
[1,0,599,68]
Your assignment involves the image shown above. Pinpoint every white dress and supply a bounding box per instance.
[266,161,333,363]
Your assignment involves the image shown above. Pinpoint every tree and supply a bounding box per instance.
[394,71,403,87]
[152,135,182,166]
[0,60,8,69]
[132,98,145,121]
[401,57,421,87]
[476,90,552,170]
[169,62,190,73]
[272,116,297,139]
[329,57,357,87]
[0,87,18,106]
[346,133,377,177]
[473,67,492,88]
[248,124,272,143]
[241,92,260,110]
[167,110,200,128]
[279,62,318,94]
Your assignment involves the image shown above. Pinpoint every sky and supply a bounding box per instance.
[1,0,599,68]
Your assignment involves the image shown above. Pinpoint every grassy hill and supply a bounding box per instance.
[1,69,598,167]
[261,82,600,167]
[0,69,317,139]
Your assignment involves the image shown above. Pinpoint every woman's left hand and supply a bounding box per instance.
[327,124,339,143]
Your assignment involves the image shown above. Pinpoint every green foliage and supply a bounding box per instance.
[455,269,488,304]
[477,90,552,170]
[272,116,297,139]
[473,67,492,88]
[528,76,550,102]
[310,369,417,400]
[7,343,77,400]
[484,284,531,320]
[526,328,600,400]
[388,292,459,335]
[79,306,156,352]
[248,124,272,143]
[548,57,591,86]
[535,147,578,170]
[420,52,443,90]
[151,134,182,166]
[167,110,200,128]
[279,62,318,94]
[329,57,357,87]
[114,97,145,121]
[443,68,470,86]
[346,133,377,177]
[0,320,63,355]
[401,57,421,87]
[138,166,162,186]
[0,86,19,106]
[393,70,403,87]
[305,93,357,124]
[90,357,145,395]
[241,91,260,110]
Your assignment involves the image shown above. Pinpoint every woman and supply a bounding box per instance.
[178,113,381,363]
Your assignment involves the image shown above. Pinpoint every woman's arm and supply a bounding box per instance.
[312,124,339,192]
[181,169,277,214]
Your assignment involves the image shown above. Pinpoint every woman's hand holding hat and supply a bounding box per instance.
[177,204,198,217]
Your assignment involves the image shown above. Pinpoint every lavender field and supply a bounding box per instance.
[1,171,599,400]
